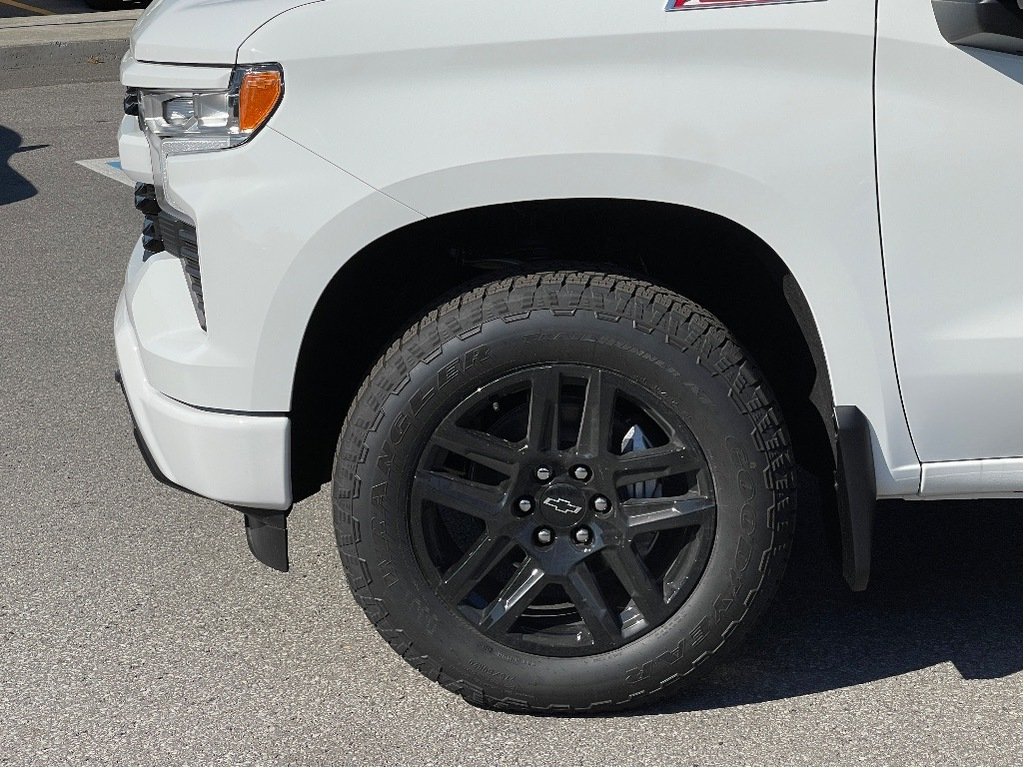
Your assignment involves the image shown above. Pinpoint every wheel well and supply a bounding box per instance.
[290,199,835,506]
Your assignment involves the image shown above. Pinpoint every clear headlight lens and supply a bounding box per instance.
[138,64,283,152]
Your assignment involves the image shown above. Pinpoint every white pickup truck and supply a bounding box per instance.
[114,0,1023,712]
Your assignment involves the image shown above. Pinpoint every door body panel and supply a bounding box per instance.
[876,1,1023,462]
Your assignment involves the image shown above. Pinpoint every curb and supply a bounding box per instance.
[0,11,142,89]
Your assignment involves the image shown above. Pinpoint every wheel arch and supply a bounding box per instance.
[289,200,845,551]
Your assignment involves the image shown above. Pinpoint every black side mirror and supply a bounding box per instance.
[932,0,1023,55]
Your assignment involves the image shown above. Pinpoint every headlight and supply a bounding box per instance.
[138,64,284,155]
[134,64,283,220]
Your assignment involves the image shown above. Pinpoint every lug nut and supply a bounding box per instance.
[535,527,554,545]
[516,497,534,514]
[592,495,611,514]
[574,527,592,545]
[535,466,553,482]
[572,465,591,482]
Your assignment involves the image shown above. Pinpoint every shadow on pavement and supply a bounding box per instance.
[649,480,1022,713]
[0,125,44,205]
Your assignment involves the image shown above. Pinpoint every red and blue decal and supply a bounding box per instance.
[666,0,820,10]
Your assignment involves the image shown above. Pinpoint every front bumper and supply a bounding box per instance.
[114,292,292,510]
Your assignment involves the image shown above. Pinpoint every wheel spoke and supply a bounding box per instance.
[564,561,621,650]
[412,470,506,521]
[662,539,705,605]
[438,533,515,602]
[478,557,547,634]
[621,494,715,536]
[526,368,561,452]
[602,546,667,624]
[575,369,617,457]
[430,422,518,476]
[614,442,700,486]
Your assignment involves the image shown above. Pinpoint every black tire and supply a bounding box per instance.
[333,271,795,713]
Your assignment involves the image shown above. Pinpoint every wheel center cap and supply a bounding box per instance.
[539,483,588,526]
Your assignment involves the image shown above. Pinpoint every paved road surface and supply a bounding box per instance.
[0,78,1020,766]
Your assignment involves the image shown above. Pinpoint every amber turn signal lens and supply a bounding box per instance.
[238,70,283,132]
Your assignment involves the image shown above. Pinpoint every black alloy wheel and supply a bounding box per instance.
[411,365,716,656]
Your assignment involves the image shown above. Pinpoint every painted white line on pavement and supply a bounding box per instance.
[76,157,133,188]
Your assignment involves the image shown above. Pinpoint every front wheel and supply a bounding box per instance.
[333,271,795,712]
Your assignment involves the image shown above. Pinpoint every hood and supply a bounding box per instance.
[131,0,323,65]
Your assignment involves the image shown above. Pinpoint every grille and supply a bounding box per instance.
[123,87,140,117]
[135,183,207,330]
[124,87,144,130]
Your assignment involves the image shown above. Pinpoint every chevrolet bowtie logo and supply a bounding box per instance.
[542,497,582,516]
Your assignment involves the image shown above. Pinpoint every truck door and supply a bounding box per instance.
[875,0,1023,464]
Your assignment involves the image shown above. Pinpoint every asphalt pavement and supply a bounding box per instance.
[0,76,1021,766]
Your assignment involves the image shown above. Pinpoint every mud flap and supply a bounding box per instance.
[834,406,876,591]
[243,511,289,572]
